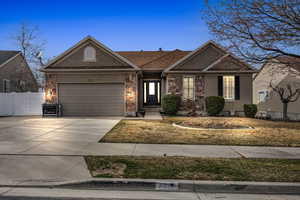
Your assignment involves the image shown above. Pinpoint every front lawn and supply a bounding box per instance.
[100,117,300,147]
[85,156,300,182]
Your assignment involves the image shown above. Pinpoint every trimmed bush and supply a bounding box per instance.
[162,94,181,115]
[205,96,225,116]
[244,104,258,118]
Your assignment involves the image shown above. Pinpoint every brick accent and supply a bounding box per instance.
[167,74,205,113]
[125,73,137,116]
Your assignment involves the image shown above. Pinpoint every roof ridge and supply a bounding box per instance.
[140,49,182,67]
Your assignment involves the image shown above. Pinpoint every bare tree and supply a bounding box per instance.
[11,22,47,86]
[270,82,300,120]
[202,0,300,65]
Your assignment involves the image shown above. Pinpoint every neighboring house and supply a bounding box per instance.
[253,56,300,120]
[0,51,38,93]
[42,36,256,116]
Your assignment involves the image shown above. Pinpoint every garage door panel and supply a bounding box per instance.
[60,97,124,104]
[58,83,124,116]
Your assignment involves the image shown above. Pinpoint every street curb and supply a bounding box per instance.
[1,178,300,194]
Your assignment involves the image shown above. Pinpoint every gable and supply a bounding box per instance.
[0,51,20,67]
[44,36,139,71]
[0,53,38,91]
[50,41,130,69]
[170,44,225,71]
[207,55,253,71]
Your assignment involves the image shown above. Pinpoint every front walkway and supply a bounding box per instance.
[144,111,162,120]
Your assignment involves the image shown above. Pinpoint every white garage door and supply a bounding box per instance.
[58,83,124,116]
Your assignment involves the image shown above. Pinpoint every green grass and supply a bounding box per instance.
[85,156,300,182]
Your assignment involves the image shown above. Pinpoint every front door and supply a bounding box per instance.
[143,80,161,106]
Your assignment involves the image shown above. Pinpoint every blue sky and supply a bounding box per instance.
[0,0,213,59]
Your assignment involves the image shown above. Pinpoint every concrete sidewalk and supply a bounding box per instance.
[0,141,299,159]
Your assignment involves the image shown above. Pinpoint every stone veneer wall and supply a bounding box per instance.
[167,74,205,113]
[125,73,138,116]
[45,73,58,103]
[45,73,138,116]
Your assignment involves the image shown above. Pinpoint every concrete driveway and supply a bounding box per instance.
[0,117,121,143]
[0,116,121,185]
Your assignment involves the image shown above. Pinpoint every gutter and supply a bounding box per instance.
[164,70,257,74]
[40,68,140,72]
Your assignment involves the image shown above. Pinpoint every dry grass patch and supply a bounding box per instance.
[100,117,300,147]
[85,156,300,182]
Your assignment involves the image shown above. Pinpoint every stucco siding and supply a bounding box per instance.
[253,62,288,104]
[204,74,253,113]
[257,75,300,114]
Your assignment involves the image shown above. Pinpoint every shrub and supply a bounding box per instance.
[244,104,258,118]
[205,96,225,116]
[162,94,181,115]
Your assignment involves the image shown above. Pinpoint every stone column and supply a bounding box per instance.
[45,73,57,103]
[125,72,137,116]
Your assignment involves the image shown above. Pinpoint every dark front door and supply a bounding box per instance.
[143,80,161,106]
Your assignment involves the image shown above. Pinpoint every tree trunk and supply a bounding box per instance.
[283,102,288,121]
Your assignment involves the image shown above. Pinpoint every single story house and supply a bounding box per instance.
[253,56,300,120]
[0,51,38,93]
[42,36,256,116]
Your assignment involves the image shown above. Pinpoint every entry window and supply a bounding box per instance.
[144,82,147,103]
[149,82,155,95]
[183,76,194,100]
[83,46,96,62]
[223,76,235,100]
[3,79,10,93]
[157,82,160,103]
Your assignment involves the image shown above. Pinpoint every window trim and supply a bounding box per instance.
[182,76,195,101]
[3,79,10,93]
[223,76,235,100]
[83,46,96,62]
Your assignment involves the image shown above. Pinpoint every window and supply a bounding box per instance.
[83,46,96,62]
[157,82,160,103]
[223,76,235,100]
[258,91,268,103]
[149,82,155,95]
[3,79,10,93]
[18,80,26,89]
[183,76,194,100]
[144,82,147,103]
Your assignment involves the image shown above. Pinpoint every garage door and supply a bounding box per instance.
[58,83,124,116]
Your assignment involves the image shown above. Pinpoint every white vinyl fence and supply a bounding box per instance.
[0,92,44,116]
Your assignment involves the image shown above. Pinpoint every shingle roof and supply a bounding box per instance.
[276,56,300,73]
[117,50,191,70]
[0,50,20,66]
